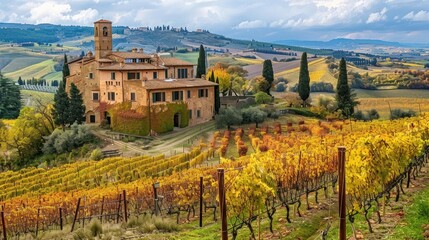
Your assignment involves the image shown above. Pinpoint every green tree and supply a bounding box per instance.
[254,91,272,104]
[68,83,86,125]
[298,52,310,103]
[215,107,242,130]
[17,76,24,85]
[52,82,70,130]
[62,54,70,84]
[241,107,267,128]
[209,70,215,82]
[196,44,206,78]
[336,58,358,117]
[0,73,21,119]
[262,60,274,95]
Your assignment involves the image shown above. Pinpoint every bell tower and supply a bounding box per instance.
[94,19,112,60]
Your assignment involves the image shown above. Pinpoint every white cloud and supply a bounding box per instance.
[403,10,429,21]
[234,20,266,29]
[29,1,72,24]
[366,7,388,23]
[71,8,99,25]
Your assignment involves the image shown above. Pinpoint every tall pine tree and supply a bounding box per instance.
[196,44,206,78]
[298,52,310,104]
[0,72,21,119]
[52,82,70,130]
[62,54,70,85]
[336,58,358,117]
[68,83,86,124]
[262,60,274,95]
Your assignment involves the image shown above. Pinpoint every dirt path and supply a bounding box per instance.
[92,121,216,157]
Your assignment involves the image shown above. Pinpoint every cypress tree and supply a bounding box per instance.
[298,52,310,104]
[53,82,70,130]
[0,73,21,119]
[262,60,274,95]
[196,44,206,78]
[209,70,215,82]
[68,83,86,125]
[62,54,70,85]
[336,58,358,117]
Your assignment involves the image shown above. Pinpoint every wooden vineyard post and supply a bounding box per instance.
[36,208,40,237]
[153,182,160,216]
[123,190,128,223]
[338,147,346,240]
[218,168,227,240]
[1,211,6,240]
[59,208,63,231]
[100,196,105,223]
[116,193,122,223]
[199,176,203,228]
[71,198,81,232]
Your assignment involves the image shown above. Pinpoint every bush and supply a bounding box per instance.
[353,110,367,121]
[310,82,334,92]
[390,109,417,120]
[90,148,103,161]
[254,92,273,104]
[367,109,380,120]
[89,219,103,237]
[241,107,267,127]
[43,123,94,154]
[215,107,243,130]
[275,82,286,92]
[73,229,93,240]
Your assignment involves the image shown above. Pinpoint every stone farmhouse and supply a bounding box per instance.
[66,19,217,134]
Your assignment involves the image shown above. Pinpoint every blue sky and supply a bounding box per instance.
[0,0,428,43]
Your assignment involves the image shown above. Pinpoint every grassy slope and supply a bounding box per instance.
[275,58,335,85]
[4,59,56,81]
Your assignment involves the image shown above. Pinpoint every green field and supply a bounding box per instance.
[173,52,199,64]
[21,90,55,106]
[4,59,57,81]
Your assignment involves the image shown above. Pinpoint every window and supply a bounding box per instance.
[165,69,168,78]
[111,72,115,80]
[187,90,191,99]
[92,92,99,101]
[89,115,96,123]
[130,92,136,101]
[198,89,207,98]
[125,58,133,63]
[197,110,201,118]
[189,110,192,119]
[103,27,108,36]
[127,72,140,80]
[89,72,94,79]
[172,91,183,101]
[152,92,165,103]
[177,68,188,78]
[153,71,158,79]
[108,92,115,101]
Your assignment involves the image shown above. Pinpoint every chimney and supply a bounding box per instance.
[120,61,124,67]
[139,48,144,53]
[132,48,137,53]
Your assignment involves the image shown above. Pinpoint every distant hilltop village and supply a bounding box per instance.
[66,19,217,136]
[124,25,210,35]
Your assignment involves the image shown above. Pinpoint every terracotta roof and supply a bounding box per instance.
[109,52,152,59]
[143,78,217,90]
[94,19,112,23]
[97,63,166,70]
[67,57,95,65]
[98,58,113,63]
[160,57,194,66]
